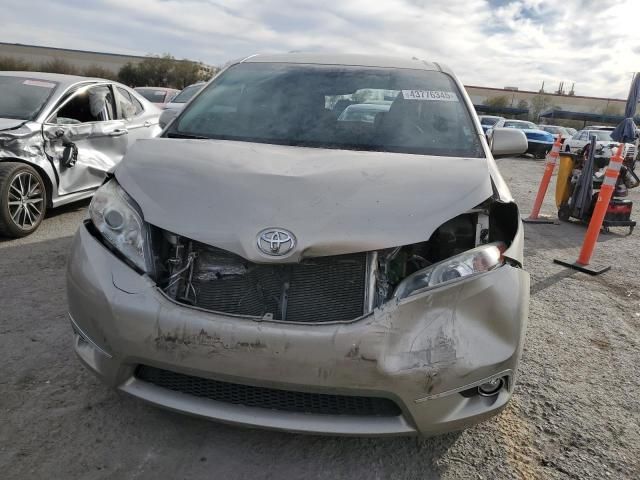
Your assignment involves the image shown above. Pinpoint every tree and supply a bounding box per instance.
[0,56,33,71]
[517,99,529,110]
[529,93,552,122]
[38,58,78,75]
[484,95,509,108]
[82,64,117,80]
[117,54,216,89]
[117,63,141,87]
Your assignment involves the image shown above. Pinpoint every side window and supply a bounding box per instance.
[53,85,115,124]
[578,131,586,141]
[116,87,144,119]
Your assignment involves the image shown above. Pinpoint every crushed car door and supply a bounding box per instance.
[42,84,128,196]
[115,86,160,146]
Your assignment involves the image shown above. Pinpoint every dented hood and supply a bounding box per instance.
[116,139,493,262]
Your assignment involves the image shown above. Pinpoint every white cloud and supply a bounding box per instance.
[2,0,639,97]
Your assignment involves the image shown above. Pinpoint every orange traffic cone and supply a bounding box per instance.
[553,144,625,275]
[522,135,563,224]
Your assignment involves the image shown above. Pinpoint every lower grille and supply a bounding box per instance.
[136,365,401,417]
[190,245,367,323]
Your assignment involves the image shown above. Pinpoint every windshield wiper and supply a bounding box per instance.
[166,132,208,139]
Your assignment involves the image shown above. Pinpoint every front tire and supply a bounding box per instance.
[0,162,47,238]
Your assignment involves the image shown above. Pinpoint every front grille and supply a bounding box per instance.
[625,145,636,162]
[189,244,367,323]
[136,365,401,417]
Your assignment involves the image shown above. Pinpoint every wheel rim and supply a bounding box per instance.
[7,171,44,230]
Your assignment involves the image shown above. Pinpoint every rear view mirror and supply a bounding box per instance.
[159,109,178,129]
[490,128,528,157]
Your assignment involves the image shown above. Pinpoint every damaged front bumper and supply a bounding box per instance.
[67,224,529,436]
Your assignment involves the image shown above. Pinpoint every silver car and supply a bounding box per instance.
[162,81,205,112]
[0,72,161,237]
[67,54,529,436]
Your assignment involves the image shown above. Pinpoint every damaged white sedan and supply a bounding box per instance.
[67,54,529,436]
[0,72,161,237]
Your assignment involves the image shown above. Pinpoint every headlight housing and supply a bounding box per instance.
[89,179,151,273]
[393,242,505,300]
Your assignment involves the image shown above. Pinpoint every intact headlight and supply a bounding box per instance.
[89,179,151,273]
[393,242,505,300]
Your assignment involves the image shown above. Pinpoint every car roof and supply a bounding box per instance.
[242,53,441,72]
[135,86,179,92]
[0,70,105,88]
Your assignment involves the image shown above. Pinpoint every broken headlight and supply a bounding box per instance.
[393,242,505,300]
[89,179,151,273]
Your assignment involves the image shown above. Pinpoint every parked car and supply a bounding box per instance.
[67,53,529,437]
[337,102,390,123]
[565,127,577,136]
[163,82,206,112]
[563,128,636,160]
[492,119,555,158]
[478,115,503,134]
[134,87,180,108]
[0,72,162,237]
[537,124,571,143]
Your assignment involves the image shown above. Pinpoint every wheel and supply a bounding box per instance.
[558,204,571,222]
[565,145,571,153]
[0,162,47,238]
[535,150,547,159]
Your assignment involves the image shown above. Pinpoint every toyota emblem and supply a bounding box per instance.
[257,228,296,256]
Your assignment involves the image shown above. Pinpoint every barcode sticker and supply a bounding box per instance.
[402,90,459,101]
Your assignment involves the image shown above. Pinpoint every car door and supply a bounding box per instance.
[114,86,161,146]
[42,83,129,196]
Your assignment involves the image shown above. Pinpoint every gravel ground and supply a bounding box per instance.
[1,157,639,479]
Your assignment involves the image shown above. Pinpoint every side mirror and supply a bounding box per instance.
[490,127,528,157]
[159,109,178,129]
[61,142,78,168]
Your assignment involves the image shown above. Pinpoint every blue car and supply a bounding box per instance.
[492,119,555,158]
[478,115,503,135]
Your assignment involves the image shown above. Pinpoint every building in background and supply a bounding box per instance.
[0,42,151,75]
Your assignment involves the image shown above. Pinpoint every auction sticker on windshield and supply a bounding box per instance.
[402,90,459,101]
[23,80,56,89]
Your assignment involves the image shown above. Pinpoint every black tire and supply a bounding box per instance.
[0,162,47,238]
[565,145,571,153]
[558,204,571,222]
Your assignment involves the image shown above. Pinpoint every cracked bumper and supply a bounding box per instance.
[67,224,529,436]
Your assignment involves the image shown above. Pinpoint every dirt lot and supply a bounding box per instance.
[1,157,639,479]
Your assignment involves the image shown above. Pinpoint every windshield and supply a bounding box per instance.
[587,131,612,141]
[504,120,536,130]
[0,76,58,120]
[171,84,203,104]
[172,63,483,157]
[338,103,390,123]
[541,126,561,134]
[480,117,499,126]
[135,88,168,103]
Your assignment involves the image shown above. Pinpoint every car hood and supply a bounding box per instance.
[163,102,185,111]
[0,118,29,132]
[521,129,554,141]
[116,139,494,262]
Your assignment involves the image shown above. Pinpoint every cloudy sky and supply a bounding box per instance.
[3,0,639,98]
